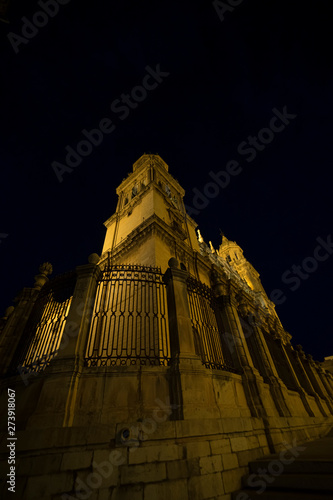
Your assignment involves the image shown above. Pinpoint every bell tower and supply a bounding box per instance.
[101,154,200,271]
[218,234,265,293]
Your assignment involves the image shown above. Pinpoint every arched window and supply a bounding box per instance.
[165,184,171,197]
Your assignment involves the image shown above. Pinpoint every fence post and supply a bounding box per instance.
[55,256,101,363]
[163,258,218,419]
[163,258,198,358]
[57,254,102,426]
[24,254,102,428]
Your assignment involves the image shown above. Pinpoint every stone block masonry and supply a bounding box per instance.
[1,416,332,500]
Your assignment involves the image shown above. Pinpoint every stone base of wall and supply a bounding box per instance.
[1,415,332,500]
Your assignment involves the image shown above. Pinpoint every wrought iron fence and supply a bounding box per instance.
[85,264,170,366]
[186,276,237,372]
[12,271,76,375]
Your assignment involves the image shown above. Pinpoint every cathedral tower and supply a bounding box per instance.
[0,154,333,500]
[101,154,200,271]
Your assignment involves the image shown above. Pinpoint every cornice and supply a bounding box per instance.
[100,214,198,267]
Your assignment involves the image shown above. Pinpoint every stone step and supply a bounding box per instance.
[249,459,333,475]
[232,489,332,500]
[241,473,333,492]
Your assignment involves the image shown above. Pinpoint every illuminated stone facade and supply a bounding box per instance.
[0,154,333,499]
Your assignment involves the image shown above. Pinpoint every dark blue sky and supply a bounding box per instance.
[1,0,332,360]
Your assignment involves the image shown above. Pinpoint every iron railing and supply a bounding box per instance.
[186,275,237,372]
[13,271,76,376]
[85,264,170,366]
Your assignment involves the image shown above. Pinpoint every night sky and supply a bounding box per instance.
[1,0,332,361]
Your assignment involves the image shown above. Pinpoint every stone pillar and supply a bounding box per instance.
[26,254,102,428]
[292,347,317,395]
[275,339,316,417]
[213,284,268,418]
[0,263,53,376]
[163,258,218,420]
[292,346,328,417]
[246,316,291,417]
[325,372,333,396]
[305,355,333,414]
[217,294,254,370]
[56,257,101,363]
[315,363,333,396]
[303,354,327,398]
[296,348,333,416]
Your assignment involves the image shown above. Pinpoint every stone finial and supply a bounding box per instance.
[2,306,14,320]
[209,241,215,253]
[168,257,179,269]
[39,262,53,276]
[210,265,226,297]
[34,262,53,290]
[88,253,100,265]
[197,229,204,243]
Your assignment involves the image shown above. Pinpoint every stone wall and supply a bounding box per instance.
[1,253,333,499]
[1,413,331,500]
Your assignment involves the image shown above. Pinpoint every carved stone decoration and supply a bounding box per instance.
[237,298,251,319]
[39,262,53,276]
[34,262,53,290]
[210,265,228,297]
